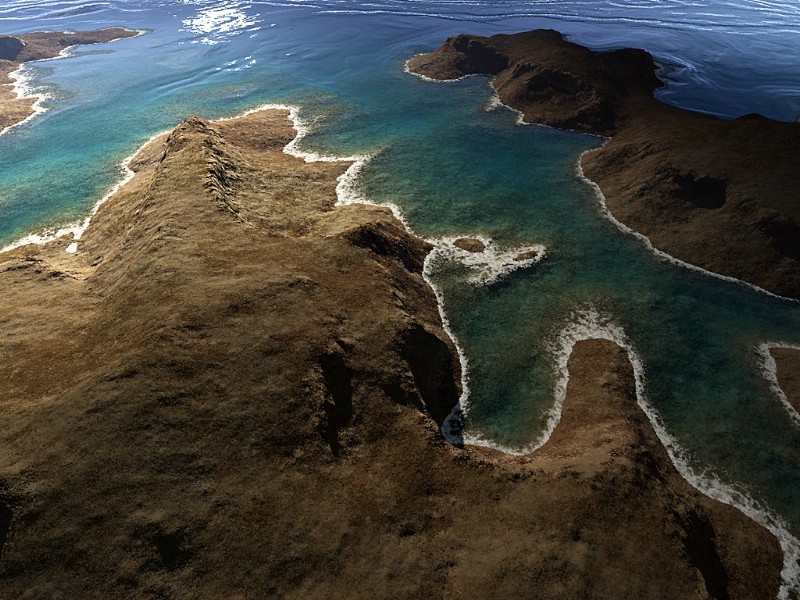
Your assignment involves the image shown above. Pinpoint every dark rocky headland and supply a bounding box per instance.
[0,107,783,598]
[408,29,800,300]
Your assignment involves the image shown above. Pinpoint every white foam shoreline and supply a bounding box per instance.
[0,129,163,255]
[0,65,49,138]
[408,62,800,597]
[576,148,800,305]
[403,55,489,84]
[0,28,147,140]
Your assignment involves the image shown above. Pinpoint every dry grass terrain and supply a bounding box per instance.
[0,108,782,598]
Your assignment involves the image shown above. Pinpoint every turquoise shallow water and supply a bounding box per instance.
[3,0,800,587]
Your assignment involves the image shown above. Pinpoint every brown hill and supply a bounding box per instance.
[0,108,782,598]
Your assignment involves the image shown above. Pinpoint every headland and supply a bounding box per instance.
[407,29,800,300]
[0,107,783,597]
[0,28,139,134]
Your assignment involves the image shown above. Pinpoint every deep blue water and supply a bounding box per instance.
[2,0,800,592]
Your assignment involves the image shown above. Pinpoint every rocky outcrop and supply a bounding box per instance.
[0,108,783,598]
[408,29,661,136]
[408,29,800,299]
[0,37,25,61]
[0,28,138,133]
[453,237,486,253]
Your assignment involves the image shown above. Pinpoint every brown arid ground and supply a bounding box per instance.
[453,237,486,253]
[408,29,800,300]
[772,348,800,414]
[0,108,783,598]
[0,28,138,132]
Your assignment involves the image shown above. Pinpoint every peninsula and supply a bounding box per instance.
[0,28,139,133]
[407,29,800,300]
[0,108,783,597]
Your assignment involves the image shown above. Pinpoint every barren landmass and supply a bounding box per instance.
[408,29,800,299]
[0,108,782,598]
[453,237,486,253]
[772,348,800,414]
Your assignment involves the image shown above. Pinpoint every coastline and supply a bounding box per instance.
[407,51,800,306]
[407,32,800,597]
[4,97,796,595]
[0,108,784,595]
[575,149,800,305]
[277,103,800,599]
[407,29,800,300]
[759,343,800,427]
[0,27,143,137]
[0,141,140,254]
[1,64,47,137]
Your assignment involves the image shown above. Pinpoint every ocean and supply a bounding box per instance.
[2,0,800,592]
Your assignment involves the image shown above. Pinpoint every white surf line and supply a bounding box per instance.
[0,129,166,255]
[450,308,631,456]
[403,55,490,84]
[0,65,49,137]
[0,28,147,139]
[576,149,800,305]
[481,85,530,127]
[406,58,800,305]
[756,341,800,429]
[462,306,800,599]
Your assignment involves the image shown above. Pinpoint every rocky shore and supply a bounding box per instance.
[0,28,138,133]
[0,108,783,597]
[408,29,800,300]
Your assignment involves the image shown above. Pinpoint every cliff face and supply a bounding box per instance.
[0,109,782,598]
[408,29,800,299]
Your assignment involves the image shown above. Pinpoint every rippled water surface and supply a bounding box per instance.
[2,0,800,591]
